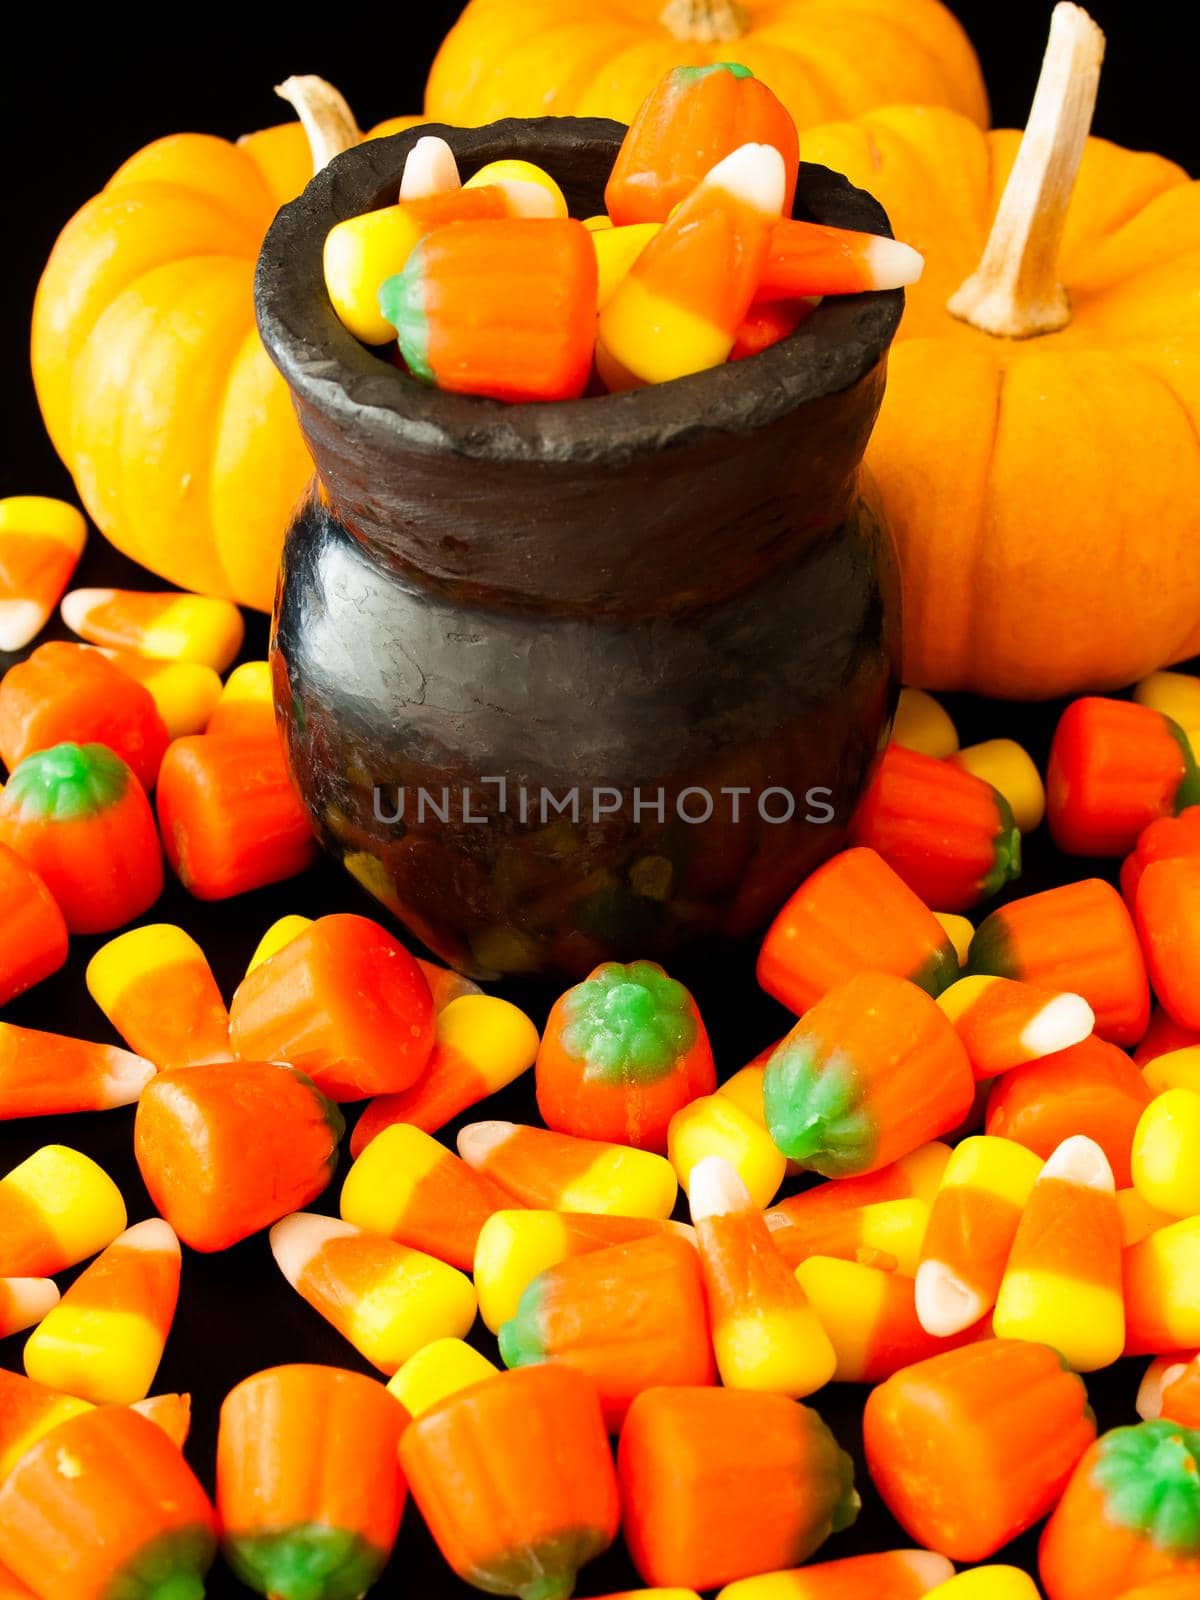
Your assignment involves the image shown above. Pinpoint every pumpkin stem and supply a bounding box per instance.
[659,0,747,45]
[947,2,1105,339]
[274,76,362,174]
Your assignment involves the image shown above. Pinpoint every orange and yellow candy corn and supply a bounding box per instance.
[101,650,222,739]
[915,1135,1042,1336]
[246,913,312,975]
[937,974,1094,1079]
[1123,1215,1200,1354]
[766,1143,951,1232]
[764,1195,929,1275]
[204,659,275,740]
[0,497,86,653]
[597,142,785,390]
[757,218,923,300]
[0,845,67,1007]
[24,1218,180,1404]
[415,957,481,1012]
[690,1155,836,1396]
[0,1369,188,1477]
[351,992,539,1155]
[270,1210,476,1374]
[473,1209,692,1333]
[994,1135,1125,1370]
[717,1551,956,1600]
[669,1091,786,1208]
[61,586,244,672]
[0,1281,58,1342]
[0,1021,153,1119]
[342,1122,515,1272]
[399,134,460,201]
[387,1337,498,1417]
[86,923,230,1070]
[0,1145,125,1278]
[457,1118,678,1219]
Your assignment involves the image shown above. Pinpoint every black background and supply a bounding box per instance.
[2,3,1198,1596]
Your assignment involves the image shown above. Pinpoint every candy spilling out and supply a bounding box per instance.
[4,599,1200,1600]
[321,62,925,402]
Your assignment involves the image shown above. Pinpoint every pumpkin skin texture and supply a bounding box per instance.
[31,111,422,612]
[796,104,1200,699]
[425,0,988,136]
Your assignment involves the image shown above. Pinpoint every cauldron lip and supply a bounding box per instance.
[255,115,904,467]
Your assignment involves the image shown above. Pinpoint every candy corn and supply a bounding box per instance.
[0,1145,126,1277]
[717,1551,956,1600]
[668,1092,787,1208]
[758,847,959,1016]
[1135,670,1200,730]
[270,1211,477,1374]
[915,1135,1042,1336]
[1131,1089,1200,1217]
[0,1281,57,1342]
[0,497,86,652]
[218,1364,406,1600]
[794,1256,980,1384]
[1136,858,1200,1029]
[765,1195,929,1274]
[864,1341,1096,1562]
[690,1156,836,1396]
[757,218,923,300]
[498,1231,715,1428]
[763,972,974,1177]
[967,878,1150,1046]
[619,1387,858,1590]
[101,650,222,739]
[246,912,312,975]
[1047,697,1200,857]
[1123,1216,1200,1353]
[597,142,785,389]
[61,586,244,671]
[416,957,481,1012]
[457,1119,678,1219]
[1039,1421,1200,1600]
[985,1035,1152,1188]
[923,1572,1041,1600]
[1118,1186,1174,1247]
[381,218,598,402]
[891,689,959,759]
[351,993,539,1155]
[86,923,230,1070]
[593,221,662,309]
[134,1060,343,1252]
[0,1022,153,1119]
[387,1337,498,1417]
[994,1135,1124,1370]
[399,134,460,201]
[850,745,1021,913]
[204,659,275,740]
[24,1218,180,1404]
[0,1406,217,1600]
[0,642,169,792]
[536,961,715,1153]
[230,912,435,1100]
[950,739,1046,834]
[0,846,67,1007]
[938,973,1093,1079]
[462,159,568,216]
[156,733,317,900]
[605,62,799,227]
[400,1366,619,1600]
[0,1368,92,1478]
[474,1209,690,1333]
[342,1122,515,1272]
[0,743,162,934]
[766,1143,951,1231]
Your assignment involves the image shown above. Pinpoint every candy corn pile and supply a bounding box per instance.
[321,62,925,402]
[2,486,1200,1598]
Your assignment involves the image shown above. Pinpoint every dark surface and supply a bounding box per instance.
[2,3,1196,1595]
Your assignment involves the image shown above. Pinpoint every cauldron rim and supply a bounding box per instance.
[255,115,903,467]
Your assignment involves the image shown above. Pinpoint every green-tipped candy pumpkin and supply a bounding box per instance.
[1040,1421,1200,1600]
[217,1365,406,1600]
[849,743,1022,913]
[536,960,716,1151]
[0,741,162,933]
[763,971,975,1178]
[400,1365,620,1600]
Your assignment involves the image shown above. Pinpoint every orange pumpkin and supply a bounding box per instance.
[426,0,987,134]
[32,81,422,611]
[797,4,1200,698]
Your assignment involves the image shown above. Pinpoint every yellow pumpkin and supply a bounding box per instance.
[798,4,1200,698]
[32,81,422,611]
[426,0,988,134]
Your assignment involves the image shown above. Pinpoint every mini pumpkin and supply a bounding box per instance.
[426,0,987,135]
[32,81,422,611]
[797,3,1200,698]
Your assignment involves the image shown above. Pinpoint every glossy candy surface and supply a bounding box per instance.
[0,847,67,1008]
[0,1145,125,1277]
[86,923,231,1070]
[457,1120,678,1219]
[61,587,244,672]
[0,498,86,653]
